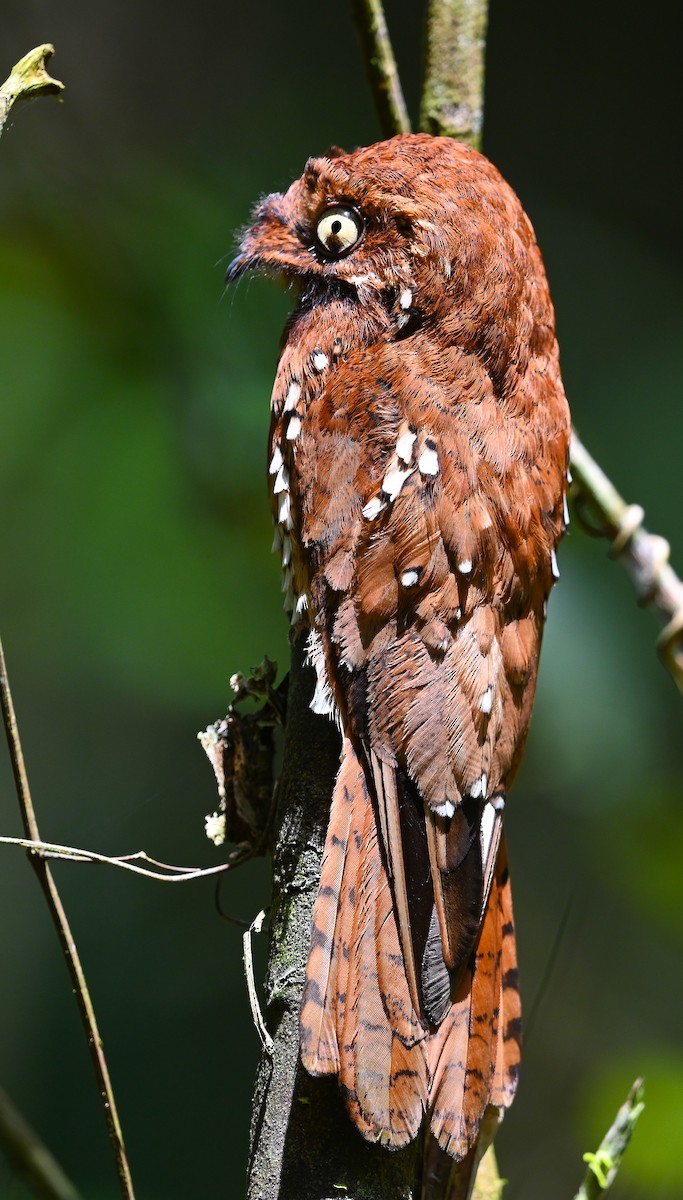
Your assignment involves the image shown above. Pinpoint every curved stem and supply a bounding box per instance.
[0,637,136,1200]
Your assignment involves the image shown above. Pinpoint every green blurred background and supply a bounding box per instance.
[0,2,681,1197]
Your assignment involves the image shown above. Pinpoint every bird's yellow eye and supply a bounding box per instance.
[315,207,363,257]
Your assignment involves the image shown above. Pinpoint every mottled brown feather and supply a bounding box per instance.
[338,753,428,1145]
[490,837,522,1109]
[299,739,359,1074]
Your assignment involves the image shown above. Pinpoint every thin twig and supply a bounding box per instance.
[0,636,136,1200]
[573,1079,644,1199]
[243,910,274,1055]
[570,431,683,692]
[0,1085,82,1200]
[351,0,411,138]
[420,0,489,147]
[0,45,63,138]
[0,836,242,882]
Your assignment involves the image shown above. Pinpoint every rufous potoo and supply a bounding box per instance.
[228,133,570,1167]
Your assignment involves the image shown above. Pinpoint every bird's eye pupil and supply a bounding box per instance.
[314,207,363,258]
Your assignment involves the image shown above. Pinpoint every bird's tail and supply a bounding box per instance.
[300,738,522,1168]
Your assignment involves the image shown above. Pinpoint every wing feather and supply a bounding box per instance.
[300,738,358,1074]
[294,334,558,1157]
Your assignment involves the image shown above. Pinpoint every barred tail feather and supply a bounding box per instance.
[490,836,522,1108]
[428,836,517,1159]
[301,738,429,1145]
[300,737,359,1075]
[300,747,520,1160]
[340,786,427,1146]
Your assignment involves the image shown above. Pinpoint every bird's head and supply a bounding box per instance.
[231,132,535,309]
[227,133,552,376]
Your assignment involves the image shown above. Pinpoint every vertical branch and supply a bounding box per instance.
[246,640,420,1200]
[351,0,411,137]
[420,0,489,147]
[0,637,136,1200]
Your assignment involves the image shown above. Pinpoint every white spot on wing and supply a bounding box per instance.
[281,534,292,567]
[278,493,292,528]
[470,773,488,799]
[286,415,301,440]
[551,548,560,579]
[400,569,420,588]
[396,429,417,464]
[269,446,283,475]
[418,446,439,476]
[284,382,301,411]
[491,795,505,812]
[295,593,309,614]
[312,351,328,373]
[305,629,339,722]
[434,799,455,819]
[480,685,493,714]
[563,493,570,527]
[400,288,412,310]
[272,464,289,494]
[382,465,414,500]
[362,497,384,520]
[480,802,496,867]
[458,559,472,575]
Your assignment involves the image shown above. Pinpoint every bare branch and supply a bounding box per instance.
[0,1085,82,1200]
[0,45,63,138]
[351,0,411,137]
[570,432,683,692]
[243,910,275,1055]
[0,636,136,1200]
[420,0,489,147]
[0,836,243,882]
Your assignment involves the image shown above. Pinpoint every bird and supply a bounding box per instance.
[228,132,570,1181]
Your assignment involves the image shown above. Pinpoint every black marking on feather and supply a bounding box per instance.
[421,905,451,1025]
[395,770,443,1021]
[439,799,485,981]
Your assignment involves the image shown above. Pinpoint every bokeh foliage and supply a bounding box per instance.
[0,2,681,1197]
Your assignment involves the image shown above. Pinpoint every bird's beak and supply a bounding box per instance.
[225,252,253,283]
[225,192,305,286]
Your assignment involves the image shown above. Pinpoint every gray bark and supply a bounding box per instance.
[246,635,420,1200]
